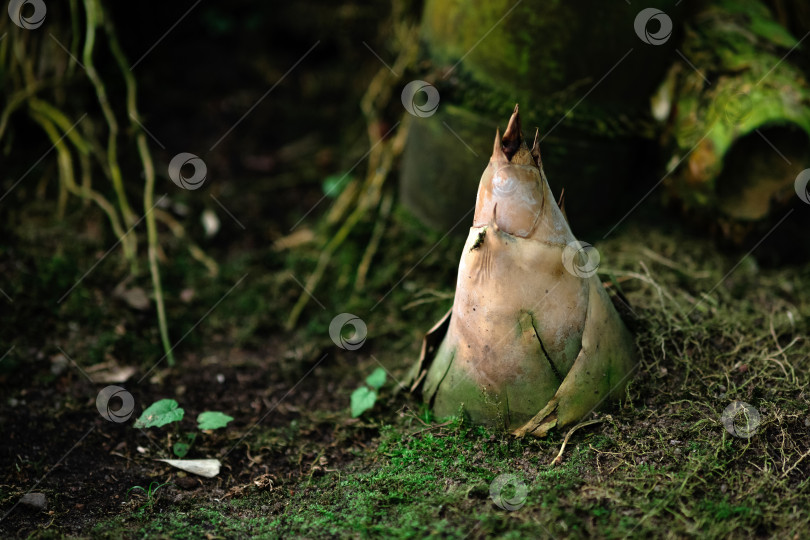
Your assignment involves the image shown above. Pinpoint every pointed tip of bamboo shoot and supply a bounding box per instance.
[557,189,568,223]
[501,104,523,160]
[491,128,508,164]
[530,127,543,168]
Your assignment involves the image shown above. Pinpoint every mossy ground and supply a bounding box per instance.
[2,191,808,538]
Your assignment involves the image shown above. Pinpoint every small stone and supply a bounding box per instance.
[50,354,68,376]
[176,476,198,490]
[20,493,47,510]
[116,286,150,311]
[180,288,195,303]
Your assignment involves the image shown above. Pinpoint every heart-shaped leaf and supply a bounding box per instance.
[196,411,234,430]
[365,367,387,390]
[351,387,377,418]
[134,399,184,428]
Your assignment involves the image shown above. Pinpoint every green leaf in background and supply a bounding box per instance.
[365,367,387,390]
[350,387,377,418]
[197,411,234,430]
[322,173,353,198]
[719,0,797,48]
[134,399,185,428]
[173,441,190,458]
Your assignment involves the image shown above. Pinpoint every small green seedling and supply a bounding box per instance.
[127,482,169,505]
[134,399,185,428]
[134,399,234,457]
[127,481,170,500]
[126,481,170,515]
[197,411,234,430]
[350,367,387,418]
[172,433,197,458]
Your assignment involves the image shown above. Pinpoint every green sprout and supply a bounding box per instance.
[134,399,234,457]
[350,367,387,418]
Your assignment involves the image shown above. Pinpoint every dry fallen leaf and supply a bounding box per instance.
[85,358,137,383]
[157,459,221,478]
